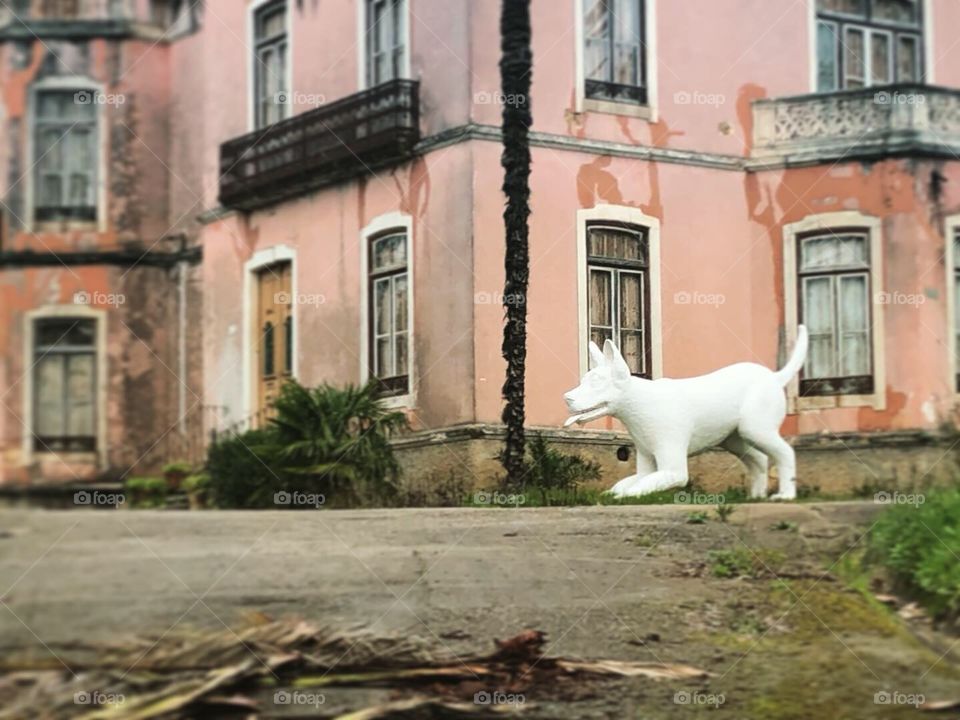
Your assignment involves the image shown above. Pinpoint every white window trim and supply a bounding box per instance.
[22,305,108,470]
[573,0,658,121]
[25,76,108,233]
[808,0,934,91]
[577,205,662,379]
[242,244,298,419]
[357,0,412,90]
[945,214,960,395]
[360,211,415,408]
[783,211,885,412]
[247,0,294,132]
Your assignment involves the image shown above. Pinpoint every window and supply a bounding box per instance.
[365,0,406,87]
[587,224,650,376]
[33,318,96,452]
[369,231,409,396]
[583,0,646,105]
[34,90,97,222]
[816,0,922,91]
[798,232,873,396]
[253,0,288,129]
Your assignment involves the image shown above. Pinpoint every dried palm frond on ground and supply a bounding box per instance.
[0,616,709,719]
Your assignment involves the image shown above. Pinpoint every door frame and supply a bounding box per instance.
[242,245,298,420]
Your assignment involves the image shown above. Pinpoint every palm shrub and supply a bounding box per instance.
[268,380,409,504]
[206,381,409,508]
[497,433,601,504]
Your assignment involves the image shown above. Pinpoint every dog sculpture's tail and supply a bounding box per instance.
[773,325,808,386]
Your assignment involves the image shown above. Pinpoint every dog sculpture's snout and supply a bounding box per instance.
[563,391,576,405]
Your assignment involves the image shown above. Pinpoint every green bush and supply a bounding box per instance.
[205,381,409,508]
[162,460,192,475]
[205,428,278,508]
[124,477,167,508]
[869,488,960,619]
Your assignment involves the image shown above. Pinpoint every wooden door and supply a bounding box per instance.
[255,262,293,422]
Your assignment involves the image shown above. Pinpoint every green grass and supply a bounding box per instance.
[709,548,786,579]
[867,487,960,620]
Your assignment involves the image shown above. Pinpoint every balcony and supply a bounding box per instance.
[752,84,960,167]
[0,1,192,40]
[219,80,421,211]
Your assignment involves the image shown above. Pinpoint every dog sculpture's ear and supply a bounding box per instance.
[602,339,631,381]
[588,341,605,370]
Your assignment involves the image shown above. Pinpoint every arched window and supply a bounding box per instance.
[586,223,650,377]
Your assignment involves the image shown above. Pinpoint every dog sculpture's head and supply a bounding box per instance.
[563,339,633,427]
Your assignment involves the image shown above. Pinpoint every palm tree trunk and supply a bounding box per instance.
[499,0,533,486]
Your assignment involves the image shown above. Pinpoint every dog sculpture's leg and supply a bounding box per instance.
[739,426,796,501]
[721,434,769,499]
[608,450,655,496]
[617,447,688,497]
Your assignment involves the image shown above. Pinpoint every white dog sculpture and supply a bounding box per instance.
[563,327,808,500]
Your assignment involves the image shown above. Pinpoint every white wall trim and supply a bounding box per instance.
[25,76,108,233]
[241,244,298,420]
[922,0,935,83]
[782,211,885,412]
[576,205,662,380]
[945,214,960,395]
[359,211,416,408]
[573,0,657,121]
[357,0,412,91]
[22,305,108,470]
[247,0,294,132]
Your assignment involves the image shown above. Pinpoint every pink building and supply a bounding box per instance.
[4,0,960,493]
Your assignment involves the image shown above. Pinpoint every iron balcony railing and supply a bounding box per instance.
[219,79,421,211]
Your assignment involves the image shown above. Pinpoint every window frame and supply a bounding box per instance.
[360,212,415,408]
[32,317,98,453]
[22,306,108,469]
[782,212,885,412]
[945,215,960,395]
[26,77,105,231]
[360,0,410,90]
[574,0,658,120]
[248,0,291,131]
[582,0,647,106]
[796,229,874,397]
[814,0,925,91]
[585,222,652,378]
[577,205,661,380]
